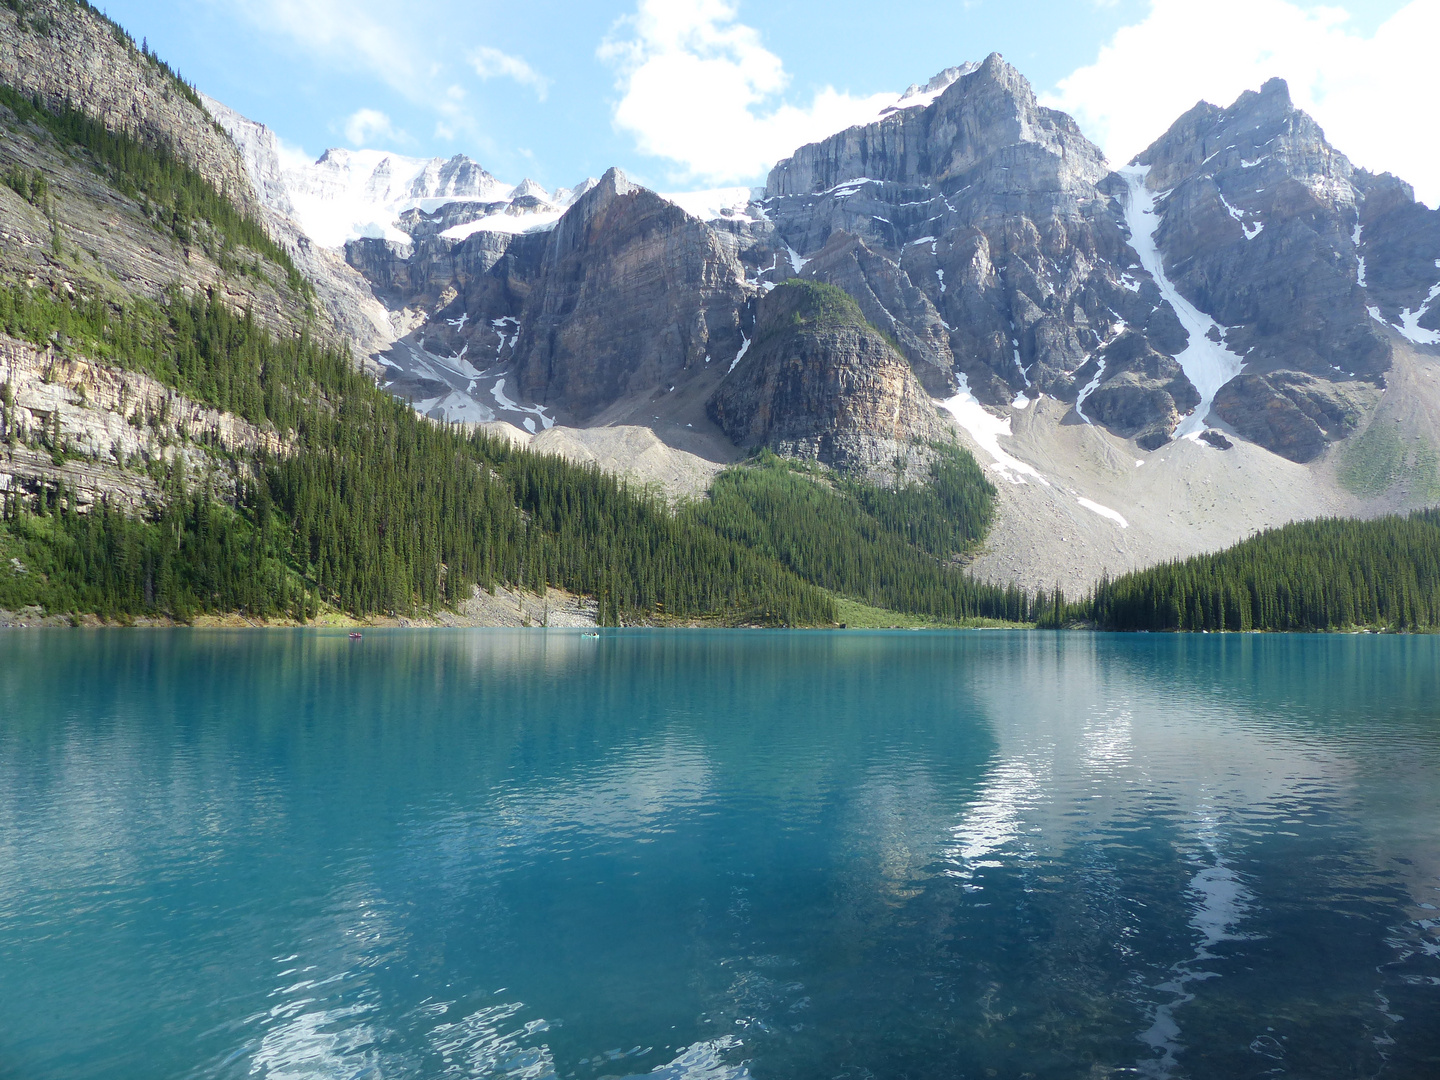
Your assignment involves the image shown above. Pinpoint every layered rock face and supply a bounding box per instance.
[1133,78,1393,460]
[0,335,281,513]
[763,53,1197,442]
[339,170,750,428]
[0,0,259,215]
[0,4,335,515]
[512,170,749,419]
[203,96,399,364]
[707,282,947,473]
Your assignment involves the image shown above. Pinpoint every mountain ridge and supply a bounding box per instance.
[4,4,1440,616]
[196,47,1440,595]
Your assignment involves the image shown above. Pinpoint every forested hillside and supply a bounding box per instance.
[1087,512,1440,632]
[0,283,1037,625]
[0,44,1052,629]
[0,283,834,624]
[689,451,1034,623]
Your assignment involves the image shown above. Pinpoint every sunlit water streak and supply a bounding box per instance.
[1,630,1439,1079]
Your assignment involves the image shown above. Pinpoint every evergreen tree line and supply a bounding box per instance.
[0,283,852,624]
[689,451,1035,623]
[11,275,1438,632]
[1085,511,1440,632]
[2,474,308,623]
[0,82,309,295]
[0,278,1039,625]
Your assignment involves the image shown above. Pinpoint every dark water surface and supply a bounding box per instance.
[2,630,1439,1080]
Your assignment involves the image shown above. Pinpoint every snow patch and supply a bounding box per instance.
[660,186,761,223]
[819,176,877,199]
[1396,281,1440,346]
[1120,167,1246,438]
[1216,191,1262,239]
[491,316,520,350]
[491,378,554,430]
[728,334,751,373]
[935,377,1048,486]
[413,390,496,425]
[440,209,563,240]
[1075,358,1106,424]
[1076,497,1128,529]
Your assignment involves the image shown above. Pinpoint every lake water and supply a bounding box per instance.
[2,630,1439,1080]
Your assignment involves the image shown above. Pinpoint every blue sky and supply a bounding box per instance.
[101,0,1435,203]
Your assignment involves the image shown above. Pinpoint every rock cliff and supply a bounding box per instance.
[0,0,259,215]
[0,334,283,512]
[707,281,948,474]
[1133,78,1391,460]
[0,3,332,514]
[512,169,749,420]
[762,53,1195,444]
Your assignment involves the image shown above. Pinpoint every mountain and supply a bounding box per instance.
[5,0,1440,619]
[1131,77,1432,462]
[3,0,1046,629]
[198,48,1440,595]
[762,52,1195,450]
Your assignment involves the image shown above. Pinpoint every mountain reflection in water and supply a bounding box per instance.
[0,629,1437,1079]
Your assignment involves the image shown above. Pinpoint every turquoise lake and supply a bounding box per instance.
[2,629,1439,1079]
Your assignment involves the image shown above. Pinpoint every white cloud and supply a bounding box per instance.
[344,108,396,146]
[220,0,527,152]
[599,0,898,185]
[238,0,422,90]
[1047,0,1440,207]
[470,46,550,101]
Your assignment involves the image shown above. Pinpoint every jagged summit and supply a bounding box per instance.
[766,52,1107,199]
[881,61,981,118]
[509,178,550,201]
[209,46,1440,478]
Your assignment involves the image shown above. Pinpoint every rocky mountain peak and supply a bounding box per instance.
[1138,76,1351,205]
[507,167,748,419]
[1130,82,1400,460]
[758,55,1138,432]
[544,167,645,257]
[508,178,550,202]
[765,52,1105,199]
[1255,76,1293,106]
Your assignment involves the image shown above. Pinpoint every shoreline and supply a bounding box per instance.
[0,607,1427,634]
